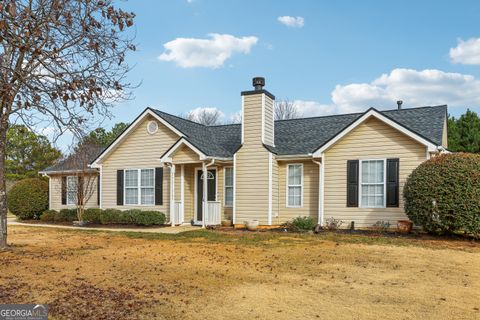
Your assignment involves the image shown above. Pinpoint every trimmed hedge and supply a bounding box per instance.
[404,153,480,238]
[8,178,48,220]
[56,209,78,222]
[84,208,166,226]
[40,210,57,222]
[40,208,166,226]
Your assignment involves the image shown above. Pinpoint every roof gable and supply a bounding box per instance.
[90,108,184,166]
[311,108,440,157]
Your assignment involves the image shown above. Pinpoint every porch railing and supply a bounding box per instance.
[172,201,183,225]
[205,201,221,225]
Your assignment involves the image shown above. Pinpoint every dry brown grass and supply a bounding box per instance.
[1,226,479,320]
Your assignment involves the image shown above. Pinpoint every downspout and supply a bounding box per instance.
[312,158,323,226]
[202,158,215,228]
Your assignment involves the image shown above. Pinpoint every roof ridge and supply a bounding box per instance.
[275,104,448,123]
[209,123,241,127]
[152,108,207,127]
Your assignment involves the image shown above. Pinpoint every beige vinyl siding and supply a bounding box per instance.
[236,94,270,225]
[173,164,195,222]
[49,173,99,211]
[101,115,178,218]
[324,117,427,227]
[172,145,200,163]
[276,160,318,224]
[263,95,274,146]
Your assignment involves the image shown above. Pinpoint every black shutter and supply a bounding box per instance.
[61,176,67,205]
[116,170,124,205]
[155,167,163,205]
[346,160,359,207]
[97,175,100,206]
[386,158,400,207]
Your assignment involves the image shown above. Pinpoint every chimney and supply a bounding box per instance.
[397,100,403,110]
[253,77,265,91]
[240,77,275,146]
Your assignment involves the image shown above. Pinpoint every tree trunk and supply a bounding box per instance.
[0,121,9,249]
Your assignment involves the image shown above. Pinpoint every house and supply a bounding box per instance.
[40,77,448,228]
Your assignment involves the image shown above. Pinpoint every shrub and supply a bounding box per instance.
[40,210,57,222]
[100,209,124,224]
[287,216,316,232]
[372,220,391,233]
[83,208,103,223]
[325,217,344,230]
[403,153,480,238]
[7,178,48,220]
[55,209,78,222]
[130,210,166,226]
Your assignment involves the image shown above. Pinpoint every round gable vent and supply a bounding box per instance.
[147,120,158,134]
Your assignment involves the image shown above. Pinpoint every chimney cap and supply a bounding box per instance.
[252,77,265,91]
[397,100,403,109]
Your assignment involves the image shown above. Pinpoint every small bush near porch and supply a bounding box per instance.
[1,226,479,319]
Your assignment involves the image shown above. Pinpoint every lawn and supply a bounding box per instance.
[1,226,479,320]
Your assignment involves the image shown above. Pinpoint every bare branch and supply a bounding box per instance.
[274,99,302,120]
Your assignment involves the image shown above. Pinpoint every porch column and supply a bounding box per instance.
[180,164,185,224]
[319,155,325,226]
[170,164,176,226]
[202,161,208,228]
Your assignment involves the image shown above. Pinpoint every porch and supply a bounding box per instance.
[167,162,232,227]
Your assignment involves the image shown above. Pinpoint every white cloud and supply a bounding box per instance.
[286,68,480,118]
[449,38,480,65]
[277,16,304,28]
[291,100,338,117]
[159,33,258,68]
[331,68,480,112]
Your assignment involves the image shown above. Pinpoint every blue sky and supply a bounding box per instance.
[64,0,480,145]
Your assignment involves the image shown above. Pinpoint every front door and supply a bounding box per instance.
[196,169,216,222]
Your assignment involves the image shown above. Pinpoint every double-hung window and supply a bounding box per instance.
[360,160,386,208]
[124,169,155,205]
[224,167,233,207]
[287,164,303,207]
[66,176,78,205]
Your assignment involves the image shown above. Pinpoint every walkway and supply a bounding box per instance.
[6,217,200,234]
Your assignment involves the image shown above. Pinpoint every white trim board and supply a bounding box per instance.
[160,138,208,163]
[91,108,185,167]
[312,108,438,157]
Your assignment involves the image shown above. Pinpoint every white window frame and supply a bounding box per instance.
[66,175,78,206]
[286,163,303,208]
[359,159,387,208]
[124,168,155,206]
[224,167,234,207]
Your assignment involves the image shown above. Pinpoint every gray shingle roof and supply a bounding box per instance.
[41,105,447,173]
[154,105,447,157]
[40,144,104,173]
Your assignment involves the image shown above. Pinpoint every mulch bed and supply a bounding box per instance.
[13,220,166,229]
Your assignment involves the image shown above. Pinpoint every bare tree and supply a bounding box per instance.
[0,0,136,248]
[184,108,223,125]
[274,100,302,120]
[68,141,102,224]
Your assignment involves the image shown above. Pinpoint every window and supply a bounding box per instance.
[66,176,78,205]
[147,120,158,134]
[224,167,233,207]
[287,164,303,207]
[360,160,386,208]
[124,169,155,205]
